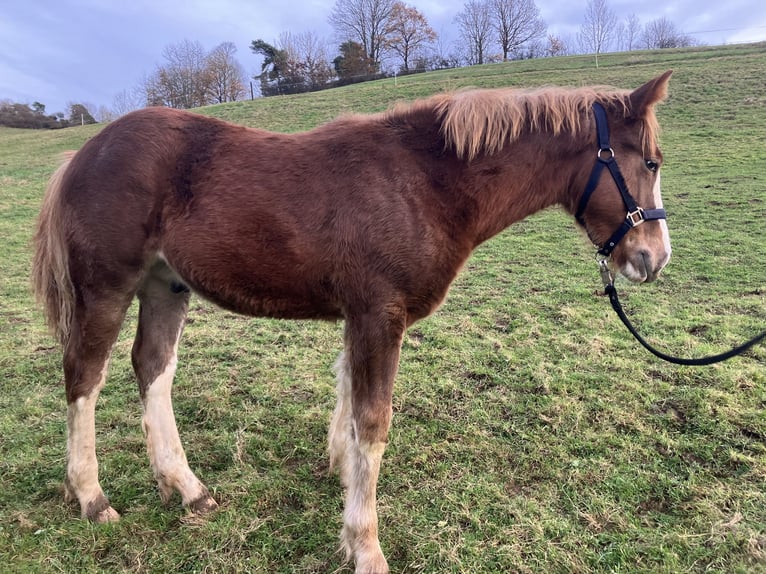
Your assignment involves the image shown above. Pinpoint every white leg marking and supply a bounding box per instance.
[342,440,388,574]
[329,351,353,473]
[330,351,389,573]
[66,364,119,521]
[141,338,209,507]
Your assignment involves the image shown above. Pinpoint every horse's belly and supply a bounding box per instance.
[158,251,343,320]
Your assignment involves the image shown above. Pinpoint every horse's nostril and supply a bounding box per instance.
[638,250,658,282]
[640,251,652,273]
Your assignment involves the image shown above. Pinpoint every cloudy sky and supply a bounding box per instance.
[1,0,765,116]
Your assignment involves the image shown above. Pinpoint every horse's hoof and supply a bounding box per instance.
[90,506,120,523]
[355,558,389,574]
[188,494,218,515]
[84,494,120,523]
[353,545,389,574]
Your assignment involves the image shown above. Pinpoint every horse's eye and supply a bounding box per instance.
[645,159,659,172]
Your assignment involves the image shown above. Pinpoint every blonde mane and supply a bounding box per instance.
[412,86,660,161]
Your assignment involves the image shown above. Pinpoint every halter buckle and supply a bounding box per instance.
[627,208,645,227]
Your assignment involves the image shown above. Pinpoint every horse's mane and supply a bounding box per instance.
[390,86,660,161]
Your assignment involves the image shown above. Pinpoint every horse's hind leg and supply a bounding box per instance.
[64,293,133,523]
[131,263,217,514]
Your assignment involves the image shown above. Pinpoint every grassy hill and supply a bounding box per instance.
[1,43,764,573]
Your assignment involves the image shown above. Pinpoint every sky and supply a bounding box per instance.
[1,0,765,117]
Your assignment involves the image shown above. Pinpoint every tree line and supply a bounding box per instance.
[0,101,96,130]
[2,0,700,129]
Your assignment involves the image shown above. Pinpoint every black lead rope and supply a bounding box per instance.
[600,263,766,366]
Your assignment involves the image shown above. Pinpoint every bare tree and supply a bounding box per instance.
[206,42,247,104]
[492,0,546,61]
[578,0,617,66]
[455,0,493,65]
[145,40,212,109]
[615,13,641,51]
[430,30,449,69]
[95,105,116,123]
[282,31,335,90]
[329,0,396,70]
[111,87,144,117]
[624,13,641,51]
[430,28,462,69]
[385,2,437,72]
[642,17,695,49]
[545,33,568,57]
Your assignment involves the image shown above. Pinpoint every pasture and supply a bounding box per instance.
[1,43,765,573]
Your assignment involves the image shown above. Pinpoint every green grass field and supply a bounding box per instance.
[1,43,764,573]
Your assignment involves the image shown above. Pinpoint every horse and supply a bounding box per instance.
[32,71,673,574]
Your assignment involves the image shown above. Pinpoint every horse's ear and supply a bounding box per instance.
[629,70,672,117]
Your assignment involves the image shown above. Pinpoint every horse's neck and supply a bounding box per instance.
[461,138,576,246]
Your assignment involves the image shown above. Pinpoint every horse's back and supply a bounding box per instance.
[59,106,467,322]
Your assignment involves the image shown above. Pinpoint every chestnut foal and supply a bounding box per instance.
[34,73,672,573]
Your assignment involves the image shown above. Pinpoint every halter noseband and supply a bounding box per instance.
[575,102,666,257]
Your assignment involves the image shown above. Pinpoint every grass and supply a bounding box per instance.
[1,43,765,573]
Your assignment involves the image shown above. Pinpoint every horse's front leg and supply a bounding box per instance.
[329,305,406,574]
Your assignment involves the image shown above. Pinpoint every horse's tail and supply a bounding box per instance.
[32,151,77,348]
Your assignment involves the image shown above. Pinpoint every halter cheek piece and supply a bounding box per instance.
[574,102,666,257]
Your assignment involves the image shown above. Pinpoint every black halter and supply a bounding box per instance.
[581,103,766,365]
[575,102,666,257]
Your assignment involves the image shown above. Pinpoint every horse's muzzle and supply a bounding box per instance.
[622,248,670,283]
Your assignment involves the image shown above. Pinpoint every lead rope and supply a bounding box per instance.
[599,259,766,366]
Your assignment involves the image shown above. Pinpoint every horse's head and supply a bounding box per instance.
[574,71,673,283]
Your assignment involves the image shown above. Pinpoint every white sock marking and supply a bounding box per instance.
[141,337,207,505]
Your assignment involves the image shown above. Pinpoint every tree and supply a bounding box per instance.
[333,40,378,82]
[578,0,617,66]
[0,101,63,129]
[430,31,461,69]
[251,39,290,95]
[144,40,212,108]
[111,87,144,117]
[96,105,116,123]
[142,40,248,108]
[455,0,493,65]
[68,103,96,125]
[279,31,335,91]
[329,0,396,71]
[252,33,335,96]
[621,13,641,51]
[384,2,436,72]
[642,17,695,49]
[545,34,568,57]
[491,0,546,61]
[206,42,247,104]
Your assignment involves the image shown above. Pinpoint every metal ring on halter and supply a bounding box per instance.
[597,147,615,161]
